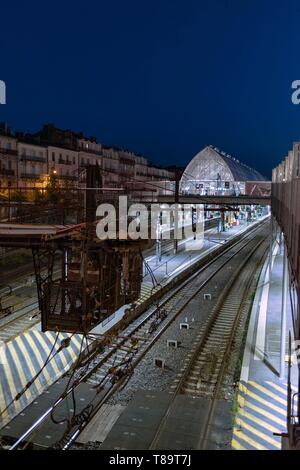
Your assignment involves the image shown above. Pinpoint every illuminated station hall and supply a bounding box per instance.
[0,127,298,452]
[179,145,270,231]
[180,145,268,196]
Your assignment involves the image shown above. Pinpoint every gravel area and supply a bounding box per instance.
[107,227,268,407]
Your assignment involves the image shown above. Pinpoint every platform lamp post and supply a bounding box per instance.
[173,170,181,254]
[268,213,273,280]
[156,211,162,264]
[280,233,288,380]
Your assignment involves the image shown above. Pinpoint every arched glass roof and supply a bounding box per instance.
[181,146,266,183]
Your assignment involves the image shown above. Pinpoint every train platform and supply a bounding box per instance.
[92,217,267,335]
[0,330,83,428]
[0,216,267,431]
[232,239,299,450]
[99,391,232,450]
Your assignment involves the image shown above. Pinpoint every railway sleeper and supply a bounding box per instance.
[193,359,223,369]
[185,374,219,385]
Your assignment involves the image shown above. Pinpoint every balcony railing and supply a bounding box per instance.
[0,147,18,156]
[58,159,73,165]
[21,173,41,179]
[0,169,15,176]
[60,175,77,181]
[79,148,103,156]
[120,157,135,166]
[20,155,46,163]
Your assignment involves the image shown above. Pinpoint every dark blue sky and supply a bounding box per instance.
[1,0,300,177]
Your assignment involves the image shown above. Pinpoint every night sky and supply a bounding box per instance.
[1,0,300,178]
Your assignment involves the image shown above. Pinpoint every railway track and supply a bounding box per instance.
[0,301,40,342]
[84,221,267,392]
[3,218,269,450]
[0,266,62,342]
[0,222,219,344]
[148,225,269,450]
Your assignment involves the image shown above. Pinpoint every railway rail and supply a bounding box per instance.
[1,217,269,450]
[0,301,40,342]
[149,228,268,449]
[0,266,63,341]
[0,219,219,342]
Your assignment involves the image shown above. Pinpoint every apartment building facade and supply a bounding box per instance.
[0,124,18,189]
[0,123,175,195]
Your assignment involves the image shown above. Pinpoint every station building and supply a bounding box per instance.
[180,145,269,196]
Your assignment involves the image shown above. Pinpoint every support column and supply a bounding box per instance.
[269,214,273,279]
[221,210,225,231]
[173,174,180,254]
[280,235,288,380]
[156,212,162,263]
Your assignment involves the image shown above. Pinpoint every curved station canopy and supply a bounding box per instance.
[180,145,266,196]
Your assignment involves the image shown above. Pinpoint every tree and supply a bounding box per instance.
[45,172,60,203]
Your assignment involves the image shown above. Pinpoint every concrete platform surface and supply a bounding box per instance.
[232,237,299,450]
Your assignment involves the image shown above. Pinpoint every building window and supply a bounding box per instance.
[52,152,55,162]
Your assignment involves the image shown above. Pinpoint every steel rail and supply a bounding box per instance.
[8,219,268,449]
[149,230,268,450]
[57,222,269,449]
[150,230,265,450]
[198,238,268,449]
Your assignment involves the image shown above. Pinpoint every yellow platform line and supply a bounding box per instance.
[32,332,64,377]
[240,388,286,416]
[50,332,76,370]
[231,438,247,450]
[1,360,19,412]
[237,419,280,448]
[237,396,286,428]
[238,381,249,394]
[14,337,44,392]
[265,381,288,396]
[7,342,35,405]
[68,335,85,359]
[238,410,281,435]
[0,332,82,427]
[33,332,62,377]
[0,365,14,419]
[233,429,268,450]
[265,381,297,403]
[69,334,82,350]
[24,333,53,386]
[248,381,287,406]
